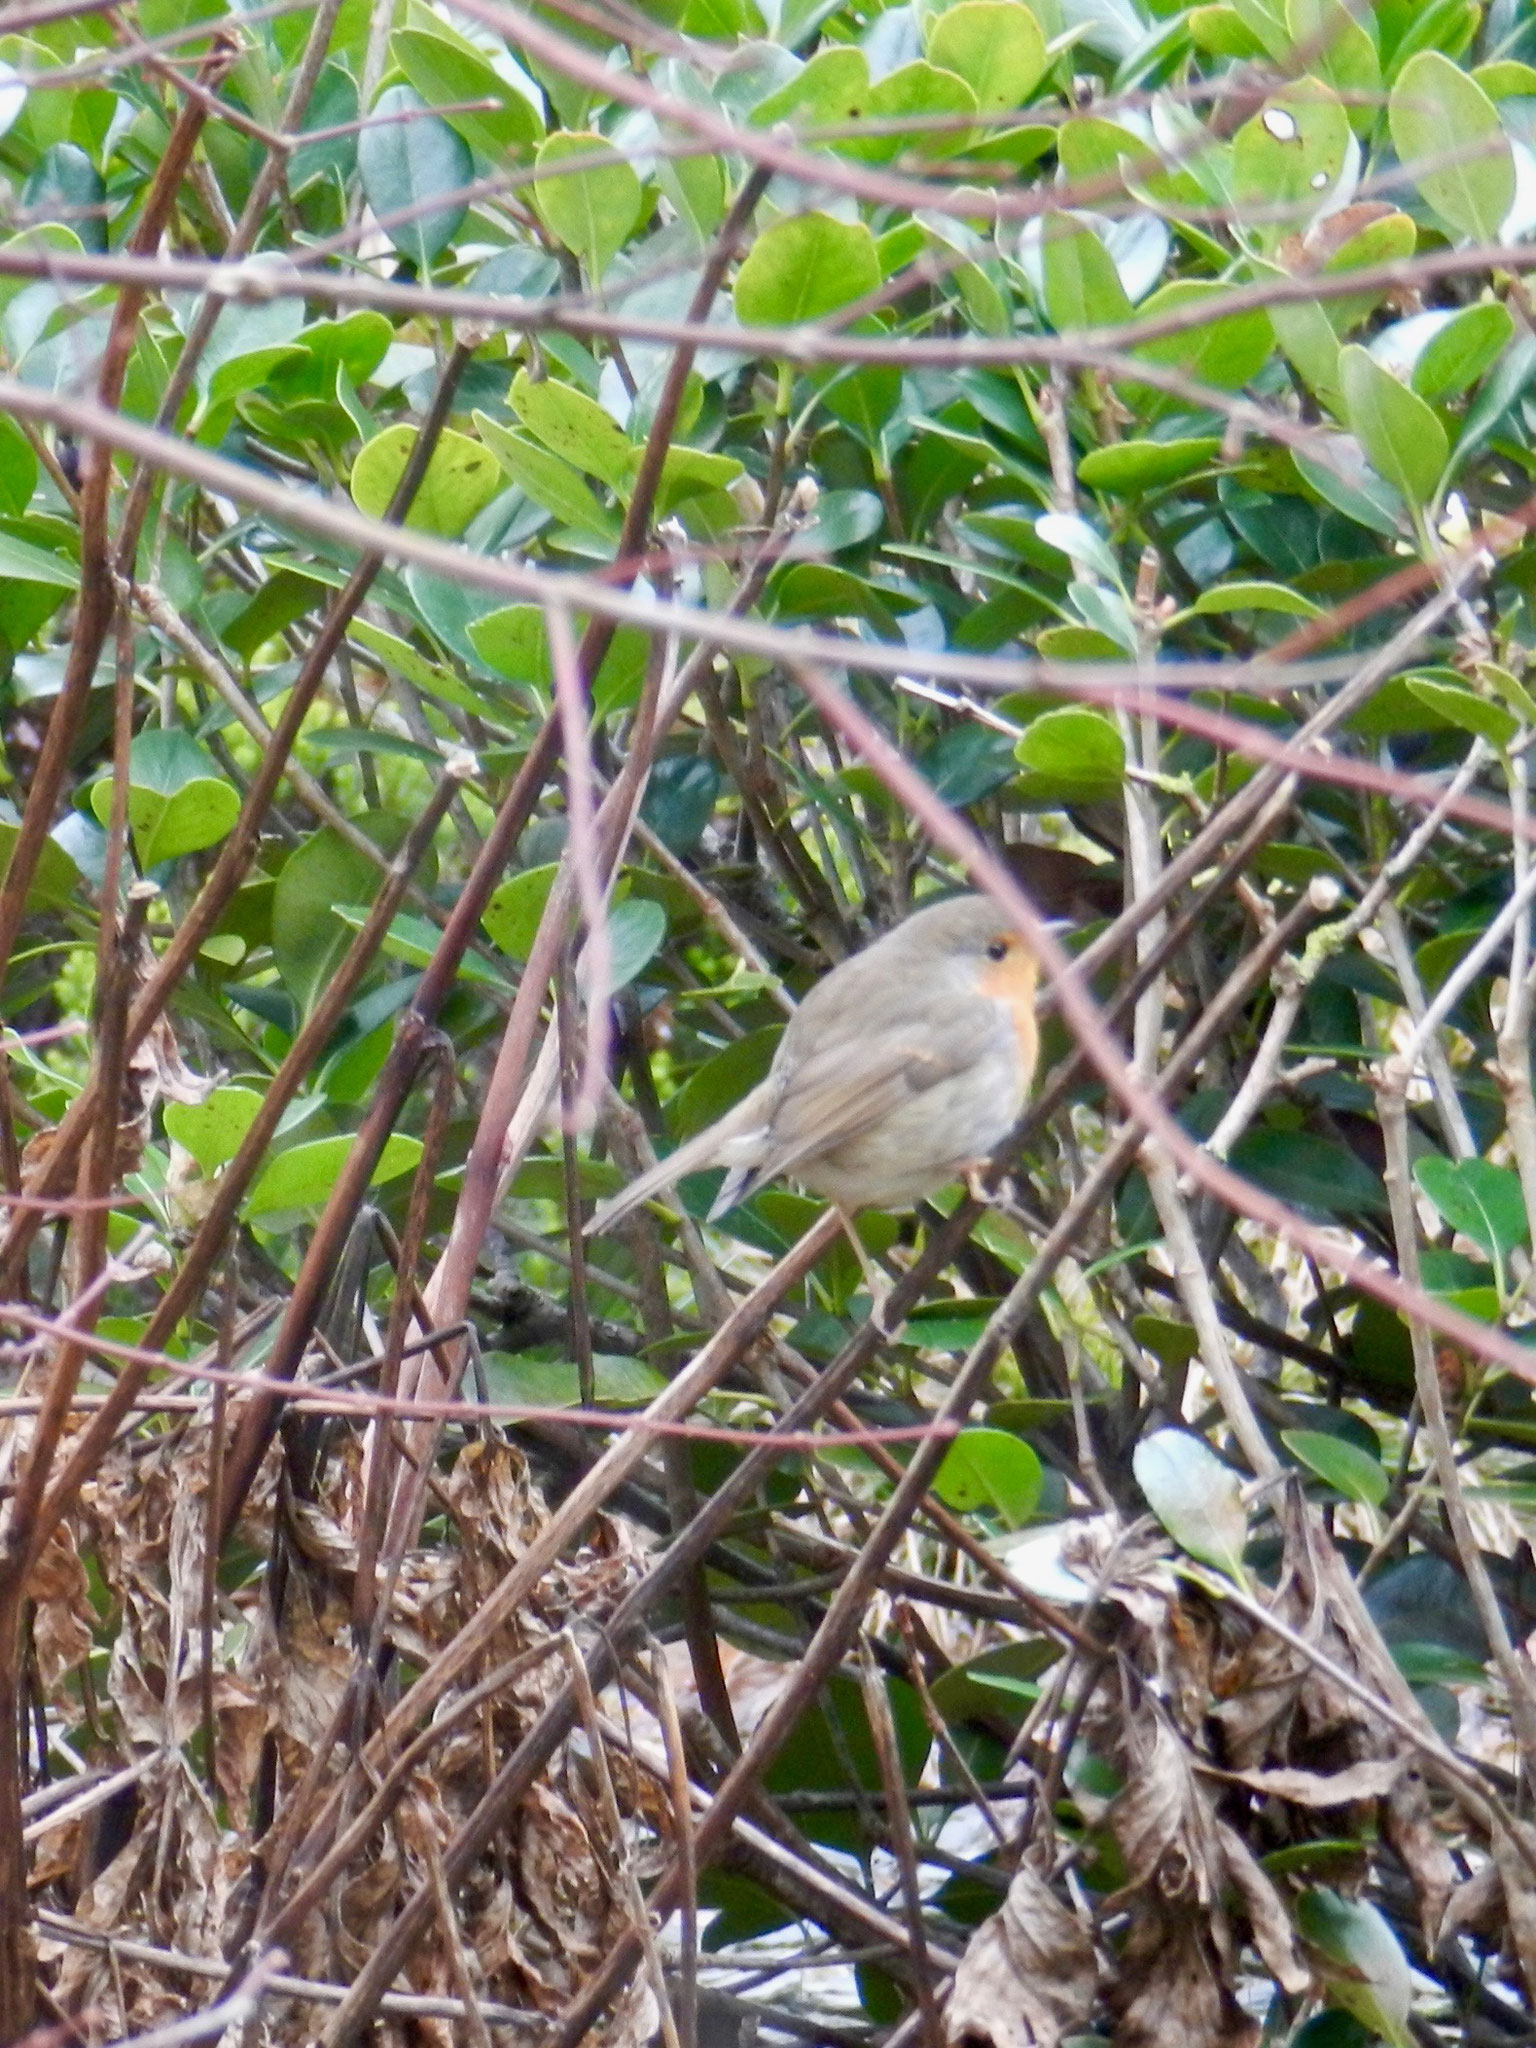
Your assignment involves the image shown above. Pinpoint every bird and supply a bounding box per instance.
[585,893,1044,1248]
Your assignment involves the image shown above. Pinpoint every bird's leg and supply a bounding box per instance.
[965,1164,1018,1207]
[837,1207,900,1337]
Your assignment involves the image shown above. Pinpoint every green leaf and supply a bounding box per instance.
[472,408,619,540]
[1133,1315,1201,1368]
[1229,1128,1387,1217]
[1412,300,1514,401]
[0,528,78,588]
[1403,675,1519,747]
[1040,214,1133,332]
[1013,706,1126,802]
[1388,0,1479,73]
[1057,114,1157,187]
[483,862,560,959]
[733,212,882,328]
[1249,279,1343,409]
[22,143,106,254]
[919,724,1018,804]
[0,414,36,517]
[1281,1428,1390,1507]
[307,728,444,767]
[220,568,328,661]
[348,423,503,538]
[928,1639,1058,1724]
[390,27,541,162]
[931,1428,1042,1528]
[1031,622,1121,657]
[1128,279,1275,394]
[164,1086,264,1174]
[605,896,668,990]
[1473,60,1536,99]
[356,84,472,270]
[751,46,869,132]
[194,297,306,404]
[349,618,518,721]
[1231,88,1352,250]
[960,121,1056,169]
[923,0,1046,116]
[468,605,553,691]
[510,368,635,489]
[534,132,644,279]
[247,1132,423,1218]
[1190,580,1323,617]
[668,1025,781,1140]
[1189,4,1269,56]
[640,755,722,854]
[786,487,884,554]
[1478,660,1536,726]
[271,814,416,1020]
[1285,0,1381,134]
[482,1351,669,1410]
[1133,1428,1249,1580]
[90,728,239,868]
[845,62,978,163]
[1294,435,1407,537]
[763,1670,928,1854]
[654,444,744,513]
[773,563,901,635]
[329,908,508,989]
[1336,344,1448,507]
[1414,1156,1528,1266]
[1389,51,1513,242]
[0,807,77,910]
[1226,0,1289,60]
[1312,212,1418,339]
[1078,437,1221,492]
[467,605,648,709]
[1295,1891,1413,2048]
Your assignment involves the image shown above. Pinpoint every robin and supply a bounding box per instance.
[586,894,1044,1243]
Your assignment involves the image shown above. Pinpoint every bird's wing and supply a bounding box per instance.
[714,1006,999,1213]
[584,1078,778,1236]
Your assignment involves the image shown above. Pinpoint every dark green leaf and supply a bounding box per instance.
[356,85,472,269]
[1414,1156,1528,1264]
[1281,1428,1390,1507]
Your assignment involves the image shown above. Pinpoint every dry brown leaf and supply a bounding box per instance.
[1208,1610,1307,1772]
[262,1568,353,1778]
[27,1521,92,1694]
[1101,1712,1265,2046]
[1215,1821,1309,1996]
[1218,1757,1403,1807]
[1382,1770,1457,1948]
[1109,1714,1221,1909]
[518,1776,615,1971]
[1490,1819,1536,2007]
[944,1859,1095,2048]
[1103,1909,1260,2048]
[1439,1857,1501,1945]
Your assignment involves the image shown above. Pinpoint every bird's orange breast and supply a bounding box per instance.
[976,948,1040,1092]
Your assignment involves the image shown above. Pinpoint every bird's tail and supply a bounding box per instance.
[584,1120,739,1237]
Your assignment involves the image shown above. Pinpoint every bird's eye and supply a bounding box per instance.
[985,937,1009,961]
